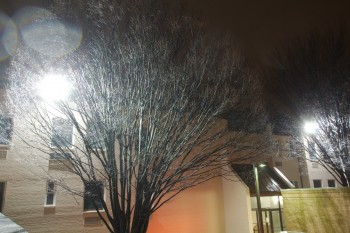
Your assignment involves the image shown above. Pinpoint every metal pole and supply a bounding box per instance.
[278,195,284,231]
[254,164,264,233]
[269,210,273,233]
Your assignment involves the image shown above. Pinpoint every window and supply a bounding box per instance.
[287,140,303,157]
[0,150,7,159]
[275,161,283,167]
[308,142,317,160]
[328,180,336,187]
[290,180,299,188]
[313,179,322,188]
[45,181,56,206]
[272,140,280,156]
[48,153,72,171]
[84,181,104,211]
[51,117,73,147]
[0,116,13,145]
[86,121,105,149]
[287,141,295,157]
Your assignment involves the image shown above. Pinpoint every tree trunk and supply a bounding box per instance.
[130,214,150,233]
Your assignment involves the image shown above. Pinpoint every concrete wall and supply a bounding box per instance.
[282,188,350,233]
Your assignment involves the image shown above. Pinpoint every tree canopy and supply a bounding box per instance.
[7,0,267,232]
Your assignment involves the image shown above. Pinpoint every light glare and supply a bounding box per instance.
[304,121,318,134]
[37,74,72,102]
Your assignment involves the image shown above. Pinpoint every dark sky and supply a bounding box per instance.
[181,0,350,66]
[1,0,349,112]
[1,0,350,66]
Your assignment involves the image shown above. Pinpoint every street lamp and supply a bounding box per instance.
[303,121,318,134]
[36,73,72,102]
[254,163,266,233]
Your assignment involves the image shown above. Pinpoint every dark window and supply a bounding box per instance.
[287,140,303,157]
[273,140,280,156]
[275,161,283,167]
[287,141,296,157]
[313,179,322,188]
[308,142,317,160]
[0,117,13,145]
[51,117,73,147]
[290,180,299,188]
[328,180,336,187]
[45,181,55,205]
[84,181,104,211]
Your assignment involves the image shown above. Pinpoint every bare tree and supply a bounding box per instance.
[269,29,350,187]
[7,1,267,232]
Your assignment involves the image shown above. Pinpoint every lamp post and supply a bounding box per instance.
[254,163,265,233]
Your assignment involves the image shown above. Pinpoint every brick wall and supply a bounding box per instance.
[282,188,350,233]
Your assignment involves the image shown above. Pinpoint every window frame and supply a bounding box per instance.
[0,116,13,145]
[45,180,56,206]
[328,179,336,187]
[85,121,105,150]
[308,142,317,160]
[83,181,105,212]
[313,179,322,188]
[51,117,73,148]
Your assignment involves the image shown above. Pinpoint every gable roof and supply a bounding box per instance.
[231,163,293,196]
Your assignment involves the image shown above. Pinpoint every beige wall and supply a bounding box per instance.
[282,188,350,233]
[221,171,253,233]
[268,135,310,188]
[148,178,226,233]
[0,129,109,232]
[1,138,230,233]
[0,94,242,233]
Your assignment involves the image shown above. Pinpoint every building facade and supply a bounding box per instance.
[0,88,343,233]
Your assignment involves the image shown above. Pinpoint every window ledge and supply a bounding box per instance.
[44,205,56,215]
[83,210,105,217]
[83,211,106,227]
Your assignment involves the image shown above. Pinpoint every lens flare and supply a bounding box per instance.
[13,7,82,58]
[0,10,18,61]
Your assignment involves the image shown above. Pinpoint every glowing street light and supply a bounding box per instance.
[37,73,72,102]
[304,121,318,134]
[254,162,266,233]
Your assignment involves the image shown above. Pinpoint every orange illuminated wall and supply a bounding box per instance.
[147,178,226,233]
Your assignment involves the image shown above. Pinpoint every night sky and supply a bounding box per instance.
[1,0,350,113]
[181,0,350,67]
[1,0,350,66]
